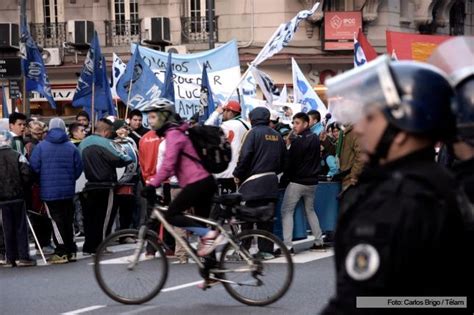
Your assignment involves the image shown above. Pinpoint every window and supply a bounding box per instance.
[42,0,61,38]
[111,0,139,36]
[187,0,215,33]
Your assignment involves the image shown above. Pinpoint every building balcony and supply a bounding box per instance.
[29,22,67,48]
[104,20,141,47]
[181,16,218,44]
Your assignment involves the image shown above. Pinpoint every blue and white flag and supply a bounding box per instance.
[292,58,327,116]
[1,82,9,118]
[161,52,175,103]
[131,40,240,118]
[199,64,215,123]
[252,2,320,66]
[116,47,164,111]
[20,19,56,109]
[250,67,280,105]
[111,53,126,99]
[278,84,288,103]
[73,32,115,116]
[239,71,258,119]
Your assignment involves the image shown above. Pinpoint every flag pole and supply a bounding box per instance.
[124,78,134,120]
[20,0,29,116]
[91,70,96,133]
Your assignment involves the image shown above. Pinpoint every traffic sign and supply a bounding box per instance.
[0,57,22,79]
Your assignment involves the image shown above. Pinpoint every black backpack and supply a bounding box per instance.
[184,125,232,174]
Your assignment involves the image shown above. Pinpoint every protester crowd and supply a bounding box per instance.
[0,94,361,268]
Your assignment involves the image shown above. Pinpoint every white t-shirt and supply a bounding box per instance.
[215,117,250,179]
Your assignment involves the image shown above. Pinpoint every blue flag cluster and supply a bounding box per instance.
[73,32,116,118]
[116,47,164,110]
[161,52,175,103]
[199,64,215,123]
[20,19,56,109]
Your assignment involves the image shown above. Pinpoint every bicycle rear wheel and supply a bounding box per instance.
[218,229,293,306]
[94,229,168,304]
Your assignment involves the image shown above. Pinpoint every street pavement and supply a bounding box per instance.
[0,237,336,315]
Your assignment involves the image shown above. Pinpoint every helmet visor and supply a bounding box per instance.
[428,37,474,86]
[326,55,400,125]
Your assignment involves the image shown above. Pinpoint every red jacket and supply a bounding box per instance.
[138,130,162,182]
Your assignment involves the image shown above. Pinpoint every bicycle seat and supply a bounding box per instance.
[214,193,243,206]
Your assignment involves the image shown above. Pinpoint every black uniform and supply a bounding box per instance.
[322,148,471,314]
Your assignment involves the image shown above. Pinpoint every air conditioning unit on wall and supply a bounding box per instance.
[67,20,94,45]
[42,48,62,66]
[165,45,187,54]
[141,17,171,44]
[0,23,19,49]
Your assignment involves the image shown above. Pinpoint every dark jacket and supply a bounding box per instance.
[233,108,286,201]
[284,128,321,185]
[130,125,150,148]
[322,148,471,315]
[79,134,132,188]
[0,146,30,202]
[30,128,83,201]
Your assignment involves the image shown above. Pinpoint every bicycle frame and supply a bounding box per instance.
[145,205,256,272]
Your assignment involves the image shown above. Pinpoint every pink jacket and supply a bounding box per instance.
[148,123,209,187]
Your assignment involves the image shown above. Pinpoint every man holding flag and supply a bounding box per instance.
[73,32,116,126]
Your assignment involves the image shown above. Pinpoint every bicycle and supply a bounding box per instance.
[93,193,294,306]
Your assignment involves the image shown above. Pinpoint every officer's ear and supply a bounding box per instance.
[393,131,408,146]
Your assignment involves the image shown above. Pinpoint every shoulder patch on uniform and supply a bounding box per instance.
[345,243,380,281]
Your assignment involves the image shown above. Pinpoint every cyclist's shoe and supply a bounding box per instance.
[197,278,221,290]
[197,231,226,257]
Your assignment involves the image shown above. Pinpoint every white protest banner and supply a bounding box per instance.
[131,40,240,118]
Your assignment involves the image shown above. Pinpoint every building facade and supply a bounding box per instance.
[0,0,473,117]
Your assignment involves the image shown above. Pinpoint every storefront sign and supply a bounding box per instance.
[31,88,75,102]
[324,11,362,50]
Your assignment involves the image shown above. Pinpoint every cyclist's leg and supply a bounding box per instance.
[165,176,215,236]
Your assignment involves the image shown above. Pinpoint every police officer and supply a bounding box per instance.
[322,56,470,314]
[429,37,474,307]
[428,37,474,204]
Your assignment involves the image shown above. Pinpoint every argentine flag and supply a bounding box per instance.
[291,58,327,117]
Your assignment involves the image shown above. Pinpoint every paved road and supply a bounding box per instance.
[0,238,336,315]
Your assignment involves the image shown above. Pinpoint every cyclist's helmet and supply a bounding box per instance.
[142,98,175,115]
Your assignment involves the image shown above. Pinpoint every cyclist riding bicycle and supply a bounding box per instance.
[140,100,222,257]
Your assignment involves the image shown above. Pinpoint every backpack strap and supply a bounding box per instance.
[236,118,250,131]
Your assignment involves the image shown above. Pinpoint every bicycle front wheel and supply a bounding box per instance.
[94,229,168,304]
[219,229,294,306]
